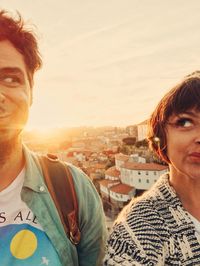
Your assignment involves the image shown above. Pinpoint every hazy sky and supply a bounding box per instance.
[1,0,200,129]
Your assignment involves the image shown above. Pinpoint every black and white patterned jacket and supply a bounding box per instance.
[104,174,200,266]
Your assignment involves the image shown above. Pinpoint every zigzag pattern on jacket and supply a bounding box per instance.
[104,174,200,266]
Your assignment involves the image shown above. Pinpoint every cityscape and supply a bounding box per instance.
[23,120,168,230]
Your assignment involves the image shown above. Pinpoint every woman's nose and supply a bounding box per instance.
[195,139,200,144]
[195,126,200,144]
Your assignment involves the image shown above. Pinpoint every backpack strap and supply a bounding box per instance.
[38,154,81,245]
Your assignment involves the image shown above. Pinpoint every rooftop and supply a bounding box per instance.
[98,179,119,188]
[110,183,134,195]
[121,162,168,171]
[92,163,107,169]
[105,166,120,178]
[115,153,129,161]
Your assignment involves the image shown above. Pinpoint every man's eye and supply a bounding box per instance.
[0,75,21,86]
[3,76,20,83]
[176,118,193,127]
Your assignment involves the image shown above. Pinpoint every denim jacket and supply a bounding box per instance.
[21,146,107,266]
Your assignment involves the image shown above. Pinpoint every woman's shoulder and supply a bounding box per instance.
[114,173,176,230]
[105,181,171,266]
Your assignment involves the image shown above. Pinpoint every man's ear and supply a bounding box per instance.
[28,74,34,105]
[30,92,33,106]
[29,85,33,106]
[29,79,34,106]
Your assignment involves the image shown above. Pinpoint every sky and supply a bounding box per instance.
[1,0,200,129]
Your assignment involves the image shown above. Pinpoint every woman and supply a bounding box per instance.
[104,72,200,265]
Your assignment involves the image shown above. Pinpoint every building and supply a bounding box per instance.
[137,120,148,141]
[105,166,120,181]
[115,153,129,171]
[120,162,168,190]
[126,125,137,137]
[109,183,135,208]
[99,152,168,218]
[99,179,120,200]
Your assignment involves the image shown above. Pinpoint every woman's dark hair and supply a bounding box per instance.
[148,71,200,163]
[0,10,42,87]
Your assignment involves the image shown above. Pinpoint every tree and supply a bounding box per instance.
[122,137,136,146]
[135,139,148,148]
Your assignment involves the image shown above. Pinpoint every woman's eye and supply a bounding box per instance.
[176,118,193,127]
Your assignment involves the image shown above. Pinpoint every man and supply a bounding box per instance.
[0,10,106,265]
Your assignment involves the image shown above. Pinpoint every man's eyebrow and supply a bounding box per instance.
[0,67,25,76]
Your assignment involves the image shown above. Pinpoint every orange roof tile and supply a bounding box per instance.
[93,163,106,169]
[121,162,168,171]
[110,184,134,195]
[105,166,120,177]
[115,153,129,161]
[98,179,118,188]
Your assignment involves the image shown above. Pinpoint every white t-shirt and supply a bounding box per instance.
[0,168,61,266]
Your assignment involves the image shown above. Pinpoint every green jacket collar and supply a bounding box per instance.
[23,145,46,193]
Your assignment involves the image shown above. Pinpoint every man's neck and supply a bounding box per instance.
[0,136,24,192]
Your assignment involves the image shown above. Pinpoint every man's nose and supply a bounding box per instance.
[0,91,6,103]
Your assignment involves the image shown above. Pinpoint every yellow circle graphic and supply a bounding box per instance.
[10,229,37,259]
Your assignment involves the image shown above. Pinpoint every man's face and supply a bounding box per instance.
[0,40,31,140]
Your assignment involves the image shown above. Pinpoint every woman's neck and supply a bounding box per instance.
[169,166,200,221]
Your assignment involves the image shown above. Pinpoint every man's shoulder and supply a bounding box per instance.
[65,163,102,207]
[66,163,94,189]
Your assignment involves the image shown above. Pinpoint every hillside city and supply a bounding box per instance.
[23,121,168,230]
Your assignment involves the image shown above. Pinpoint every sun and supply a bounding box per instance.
[10,229,37,259]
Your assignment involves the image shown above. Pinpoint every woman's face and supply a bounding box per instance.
[166,109,200,181]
